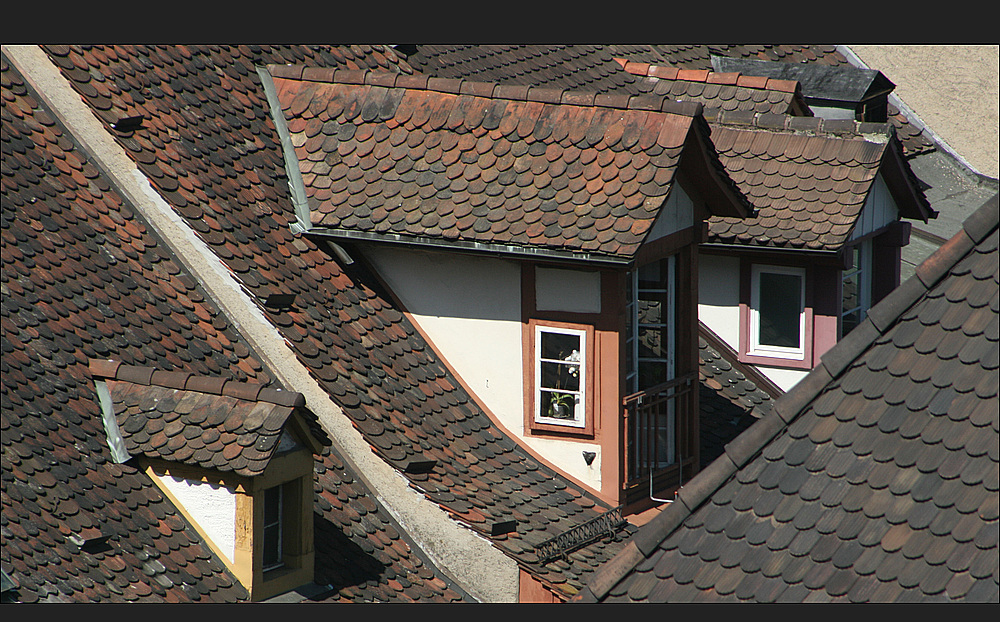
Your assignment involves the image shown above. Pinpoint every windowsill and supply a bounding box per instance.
[738,350,814,370]
[528,420,595,439]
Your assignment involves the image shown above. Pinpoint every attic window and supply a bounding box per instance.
[262,484,284,571]
[749,264,806,360]
[841,239,873,337]
[534,324,587,428]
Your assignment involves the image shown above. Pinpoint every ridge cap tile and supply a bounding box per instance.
[864,277,928,333]
[962,193,999,244]
[768,363,832,424]
[723,410,786,468]
[676,453,738,514]
[648,65,678,80]
[818,320,881,380]
[258,386,306,408]
[631,497,690,557]
[706,71,740,85]
[150,370,192,390]
[222,381,264,402]
[185,375,227,395]
[334,68,367,85]
[301,66,335,83]
[268,63,302,80]
[587,540,645,600]
[916,229,976,289]
[116,364,156,385]
[89,358,121,379]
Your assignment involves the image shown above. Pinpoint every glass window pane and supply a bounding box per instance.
[638,361,669,390]
[540,390,578,420]
[264,486,281,525]
[638,261,661,287]
[637,297,663,325]
[842,273,859,314]
[638,327,668,359]
[540,331,580,361]
[540,361,580,392]
[758,272,801,348]
[263,524,281,567]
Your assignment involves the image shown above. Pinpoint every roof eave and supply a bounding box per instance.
[305,227,636,267]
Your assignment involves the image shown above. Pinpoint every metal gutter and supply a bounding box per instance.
[699,241,842,260]
[307,227,636,267]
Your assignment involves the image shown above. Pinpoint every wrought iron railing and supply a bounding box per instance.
[534,505,627,564]
[623,372,696,485]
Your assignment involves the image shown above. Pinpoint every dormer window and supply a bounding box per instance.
[89,359,324,601]
[535,325,587,427]
[748,264,807,360]
[841,239,873,337]
[262,484,284,571]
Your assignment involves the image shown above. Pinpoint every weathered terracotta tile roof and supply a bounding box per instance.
[617,58,811,116]
[395,44,657,95]
[269,65,750,261]
[2,54,255,603]
[647,45,936,158]
[89,360,315,477]
[575,194,1000,603]
[704,113,933,251]
[400,45,933,158]
[42,44,637,599]
[1,49,471,604]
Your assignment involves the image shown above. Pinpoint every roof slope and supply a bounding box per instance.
[648,45,935,158]
[712,56,895,104]
[2,54,255,603]
[270,66,747,261]
[396,44,660,95]
[575,193,999,603]
[91,360,313,477]
[618,59,810,116]
[401,45,933,158]
[705,113,932,251]
[2,50,469,604]
[41,44,636,599]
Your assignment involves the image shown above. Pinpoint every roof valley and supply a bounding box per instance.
[4,44,518,603]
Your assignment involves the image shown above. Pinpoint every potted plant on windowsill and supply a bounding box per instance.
[547,392,575,419]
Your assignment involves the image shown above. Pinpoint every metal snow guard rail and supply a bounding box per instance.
[534,504,627,564]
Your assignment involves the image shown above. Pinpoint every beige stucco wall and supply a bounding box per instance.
[848,45,999,179]
[361,245,604,492]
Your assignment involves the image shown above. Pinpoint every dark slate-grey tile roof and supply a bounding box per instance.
[575,193,999,603]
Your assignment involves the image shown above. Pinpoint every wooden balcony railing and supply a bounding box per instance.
[622,372,697,492]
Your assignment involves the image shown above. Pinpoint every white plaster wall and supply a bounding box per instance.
[850,174,899,241]
[756,365,807,393]
[646,184,695,243]
[536,267,601,313]
[157,474,237,563]
[698,254,810,392]
[697,253,741,348]
[362,245,603,491]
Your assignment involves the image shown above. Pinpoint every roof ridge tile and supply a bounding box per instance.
[88,360,305,406]
[272,64,707,117]
[711,111,894,142]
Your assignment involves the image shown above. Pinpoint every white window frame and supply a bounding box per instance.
[534,324,587,429]
[748,264,806,360]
